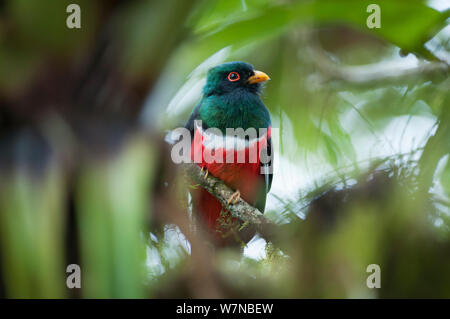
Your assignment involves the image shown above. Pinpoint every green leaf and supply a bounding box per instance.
[196,0,449,58]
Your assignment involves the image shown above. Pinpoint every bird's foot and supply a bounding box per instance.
[201,166,209,179]
[227,190,241,205]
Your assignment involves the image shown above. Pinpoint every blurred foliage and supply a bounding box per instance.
[0,0,449,298]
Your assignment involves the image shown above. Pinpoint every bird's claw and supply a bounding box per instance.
[227,190,241,205]
[201,166,209,179]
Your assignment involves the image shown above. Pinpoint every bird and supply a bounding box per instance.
[185,61,272,247]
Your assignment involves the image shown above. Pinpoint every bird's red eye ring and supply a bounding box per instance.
[227,72,240,82]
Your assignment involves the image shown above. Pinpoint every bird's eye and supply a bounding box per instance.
[227,72,240,82]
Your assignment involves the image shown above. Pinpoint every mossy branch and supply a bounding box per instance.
[184,163,277,241]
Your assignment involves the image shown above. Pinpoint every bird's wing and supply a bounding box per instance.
[185,102,203,140]
[254,134,273,213]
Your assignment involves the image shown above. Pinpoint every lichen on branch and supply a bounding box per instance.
[183,163,276,241]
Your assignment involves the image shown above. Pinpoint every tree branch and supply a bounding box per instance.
[301,28,449,88]
[184,163,277,241]
[313,53,449,87]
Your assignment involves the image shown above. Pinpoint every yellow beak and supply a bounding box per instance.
[247,70,270,84]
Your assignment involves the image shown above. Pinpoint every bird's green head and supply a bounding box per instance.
[203,61,270,97]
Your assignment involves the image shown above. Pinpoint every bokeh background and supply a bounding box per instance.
[0,0,449,298]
